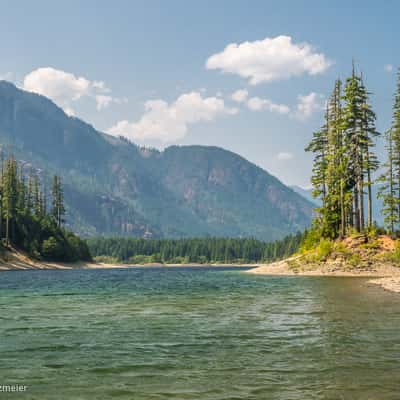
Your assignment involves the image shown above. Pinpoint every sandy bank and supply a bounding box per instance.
[0,251,257,271]
[247,257,400,293]
[247,257,400,276]
[368,277,400,293]
[0,248,129,271]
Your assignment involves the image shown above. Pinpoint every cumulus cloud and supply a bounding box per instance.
[0,72,14,81]
[95,95,128,111]
[277,152,293,161]
[24,67,90,104]
[206,35,332,85]
[231,89,248,103]
[384,64,394,73]
[246,96,290,114]
[95,95,113,110]
[23,67,124,114]
[293,92,324,120]
[108,91,237,143]
[63,107,76,117]
[93,80,111,93]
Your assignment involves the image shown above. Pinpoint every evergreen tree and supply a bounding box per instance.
[32,175,41,217]
[0,157,90,261]
[51,175,65,227]
[307,65,379,239]
[26,169,34,214]
[378,129,398,233]
[359,75,379,228]
[86,234,305,264]
[391,67,400,223]
[2,158,18,244]
[305,121,328,203]
[342,66,366,231]
[325,79,346,238]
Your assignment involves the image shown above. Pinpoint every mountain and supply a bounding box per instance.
[0,80,313,240]
[290,185,319,206]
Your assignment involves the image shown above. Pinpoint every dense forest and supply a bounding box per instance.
[87,233,304,264]
[0,156,91,262]
[306,65,400,239]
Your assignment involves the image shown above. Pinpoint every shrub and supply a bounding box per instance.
[128,255,153,264]
[299,228,322,253]
[334,242,352,259]
[41,237,64,260]
[94,255,120,264]
[315,239,334,261]
[348,253,362,267]
[387,241,400,266]
[169,256,189,264]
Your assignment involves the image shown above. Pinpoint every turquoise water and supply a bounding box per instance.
[1,267,400,399]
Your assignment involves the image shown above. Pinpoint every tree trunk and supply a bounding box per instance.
[340,178,345,238]
[398,171,400,225]
[359,175,365,232]
[5,214,9,246]
[367,166,372,228]
[354,186,360,232]
[348,196,354,228]
[391,162,395,234]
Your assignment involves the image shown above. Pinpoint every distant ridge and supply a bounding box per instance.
[0,81,313,240]
[290,185,319,206]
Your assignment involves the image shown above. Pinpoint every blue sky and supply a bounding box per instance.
[0,0,399,187]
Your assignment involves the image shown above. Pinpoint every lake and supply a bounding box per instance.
[0,267,399,399]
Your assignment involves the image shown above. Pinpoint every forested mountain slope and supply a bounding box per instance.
[0,80,313,240]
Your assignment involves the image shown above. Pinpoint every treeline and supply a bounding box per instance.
[0,156,91,261]
[380,69,400,232]
[87,233,304,264]
[306,64,400,239]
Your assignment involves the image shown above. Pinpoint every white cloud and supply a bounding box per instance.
[93,80,111,93]
[63,107,76,117]
[293,92,324,120]
[95,94,128,111]
[95,95,113,110]
[108,91,237,143]
[231,89,248,103]
[0,72,14,81]
[206,35,332,85]
[23,67,91,104]
[23,67,125,114]
[246,96,290,114]
[277,152,293,160]
[384,64,394,73]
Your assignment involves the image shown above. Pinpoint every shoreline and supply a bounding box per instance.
[2,250,399,293]
[246,257,400,293]
[0,248,261,271]
[0,257,259,271]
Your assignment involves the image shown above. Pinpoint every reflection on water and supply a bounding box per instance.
[0,267,399,399]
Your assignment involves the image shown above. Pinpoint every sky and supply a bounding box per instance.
[0,0,399,187]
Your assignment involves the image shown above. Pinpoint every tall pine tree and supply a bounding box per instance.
[51,175,65,227]
[378,129,398,233]
[307,65,379,239]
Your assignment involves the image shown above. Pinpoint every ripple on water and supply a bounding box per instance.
[0,268,399,399]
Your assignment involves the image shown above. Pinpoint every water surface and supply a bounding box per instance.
[1,267,399,399]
